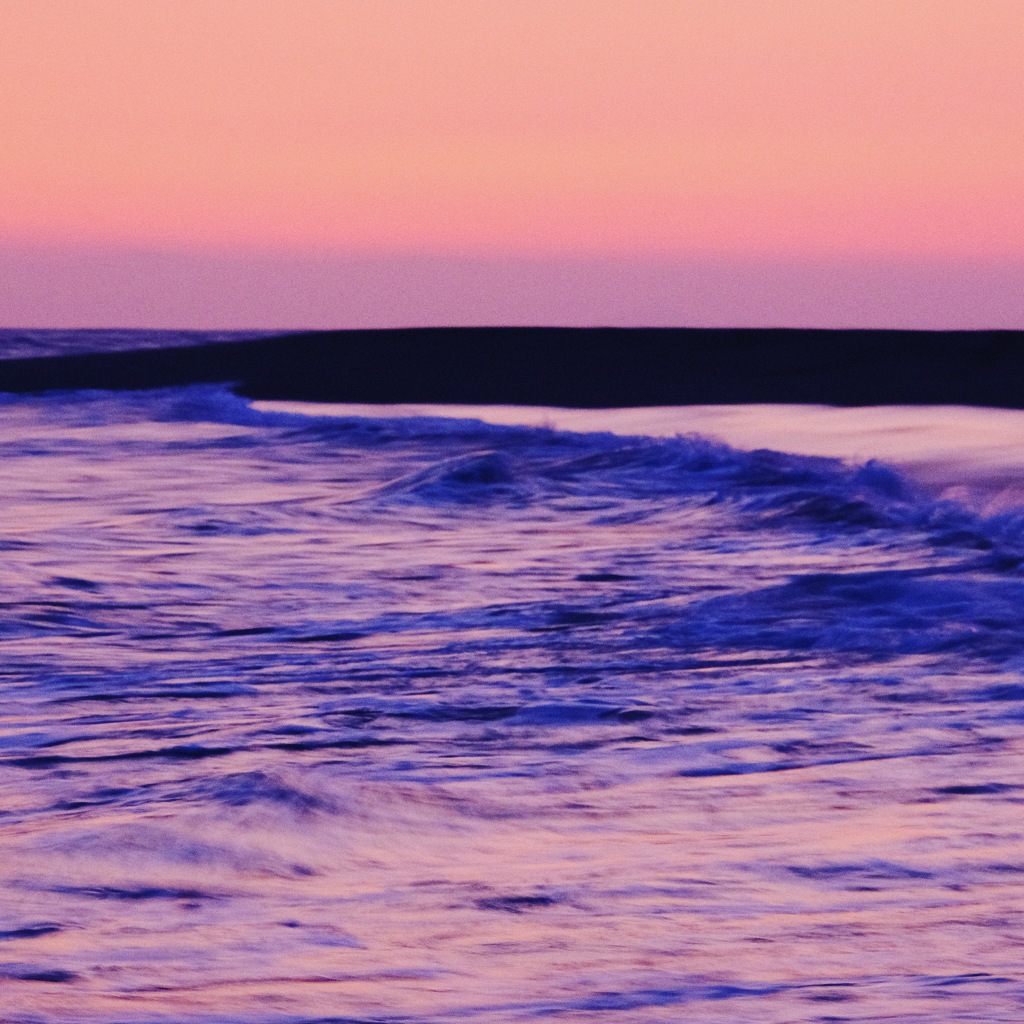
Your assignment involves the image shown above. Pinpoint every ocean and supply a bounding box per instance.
[2,330,1024,1023]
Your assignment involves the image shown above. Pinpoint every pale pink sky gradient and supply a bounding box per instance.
[1,0,1022,327]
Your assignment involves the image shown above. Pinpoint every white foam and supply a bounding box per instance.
[253,401,1024,514]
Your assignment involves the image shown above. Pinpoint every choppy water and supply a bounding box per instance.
[3,334,1024,1022]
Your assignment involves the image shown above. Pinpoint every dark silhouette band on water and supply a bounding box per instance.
[1,327,1023,407]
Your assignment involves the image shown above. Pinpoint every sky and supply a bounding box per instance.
[1,0,1022,329]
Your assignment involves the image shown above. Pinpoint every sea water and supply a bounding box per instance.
[2,332,1024,1022]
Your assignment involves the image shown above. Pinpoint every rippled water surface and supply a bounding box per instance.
[3,380,1024,1022]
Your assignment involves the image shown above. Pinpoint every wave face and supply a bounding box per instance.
[2,362,1024,1019]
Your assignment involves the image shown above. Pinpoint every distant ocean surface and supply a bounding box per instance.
[0,328,272,360]
[3,329,1024,1023]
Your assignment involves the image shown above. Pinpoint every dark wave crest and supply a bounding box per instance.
[3,325,1024,407]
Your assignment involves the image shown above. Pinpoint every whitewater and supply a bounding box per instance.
[2,331,1024,1023]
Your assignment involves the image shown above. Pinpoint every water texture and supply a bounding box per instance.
[1,335,1024,1022]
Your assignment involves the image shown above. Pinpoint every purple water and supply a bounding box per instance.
[2,332,1024,1022]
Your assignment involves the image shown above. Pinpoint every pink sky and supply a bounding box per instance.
[1,0,1022,328]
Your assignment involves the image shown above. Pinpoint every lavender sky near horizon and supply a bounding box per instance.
[2,247,1023,331]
